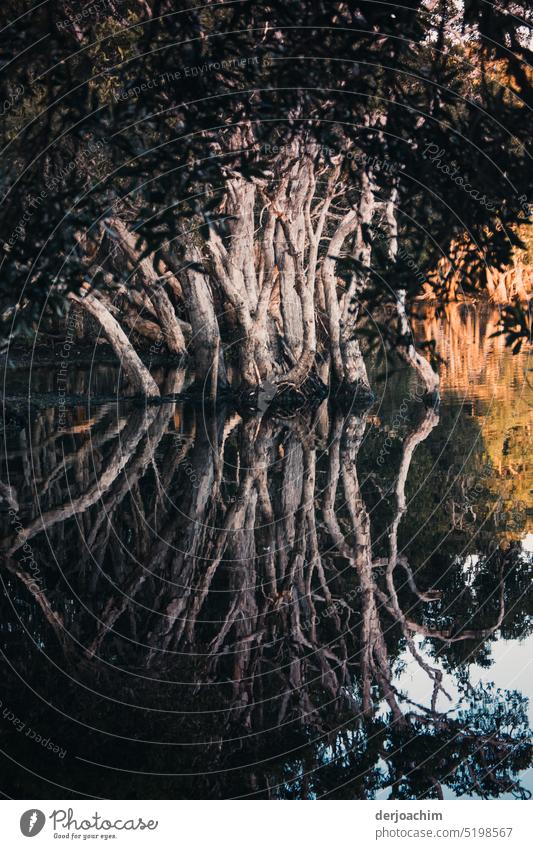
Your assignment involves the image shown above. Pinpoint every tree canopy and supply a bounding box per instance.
[0,1,531,372]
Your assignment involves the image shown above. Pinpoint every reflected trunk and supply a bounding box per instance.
[1,359,529,798]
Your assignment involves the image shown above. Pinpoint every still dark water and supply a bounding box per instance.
[0,305,531,799]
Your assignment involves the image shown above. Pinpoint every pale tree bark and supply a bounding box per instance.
[6,398,526,799]
[206,212,259,387]
[108,218,187,355]
[70,142,403,401]
[339,170,374,392]
[322,209,358,384]
[177,241,229,391]
[69,293,160,397]
[276,218,316,387]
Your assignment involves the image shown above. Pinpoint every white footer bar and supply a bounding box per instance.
[1,799,530,847]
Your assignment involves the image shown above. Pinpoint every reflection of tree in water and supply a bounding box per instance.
[0,378,531,799]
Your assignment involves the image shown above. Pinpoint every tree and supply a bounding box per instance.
[1,379,530,798]
[0,1,531,398]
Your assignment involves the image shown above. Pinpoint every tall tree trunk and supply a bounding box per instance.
[163,241,228,392]
[340,171,374,393]
[108,218,187,355]
[69,293,160,397]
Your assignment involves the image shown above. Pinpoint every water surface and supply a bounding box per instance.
[0,305,531,799]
